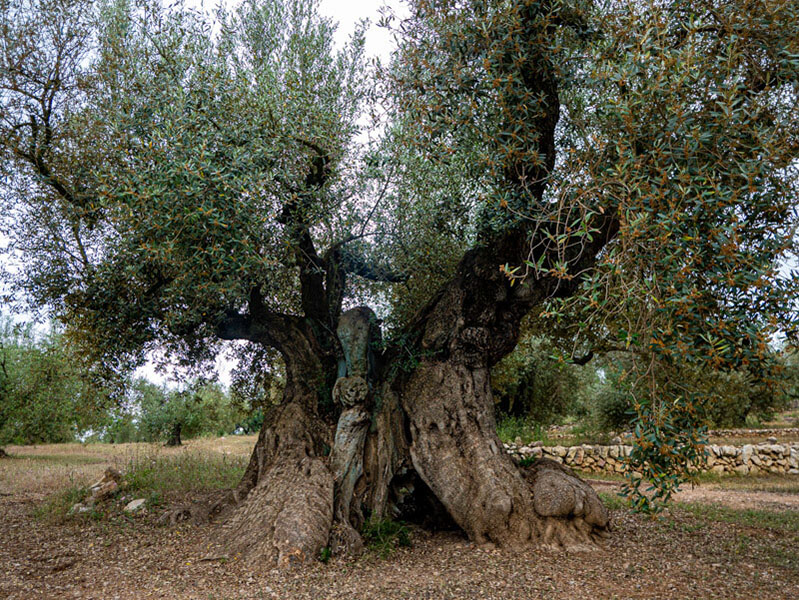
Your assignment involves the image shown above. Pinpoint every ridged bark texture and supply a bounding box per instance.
[221,401,334,567]
[402,360,610,549]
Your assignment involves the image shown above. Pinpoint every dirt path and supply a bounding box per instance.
[588,478,799,512]
[673,486,799,511]
[1,442,797,599]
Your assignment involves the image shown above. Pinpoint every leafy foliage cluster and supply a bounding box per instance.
[545,0,799,509]
[0,317,110,444]
[0,313,256,446]
[0,0,372,371]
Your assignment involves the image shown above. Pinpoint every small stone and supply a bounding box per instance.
[611,436,622,445]
[69,503,90,515]
[514,437,522,446]
[766,436,777,444]
[124,498,147,513]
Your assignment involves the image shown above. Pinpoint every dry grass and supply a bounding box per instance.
[0,436,257,497]
[1,435,798,599]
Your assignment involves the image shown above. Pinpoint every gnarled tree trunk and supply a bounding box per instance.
[205,285,610,567]
[197,2,617,563]
[402,361,608,549]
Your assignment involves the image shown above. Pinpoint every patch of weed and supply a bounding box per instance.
[361,518,411,558]
[33,484,89,522]
[35,449,246,524]
[598,491,627,511]
[122,449,247,495]
[496,416,552,445]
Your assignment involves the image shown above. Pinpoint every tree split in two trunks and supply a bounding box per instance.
[173,237,613,568]
[4,0,798,571]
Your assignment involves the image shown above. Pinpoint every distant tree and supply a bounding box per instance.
[491,328,597,424]
[0,317,109,444]
[125,378,242,445]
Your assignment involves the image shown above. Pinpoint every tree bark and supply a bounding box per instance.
[221,399,335,567]
[200,292,609,567]
[165,422,182,447]
[401,360,608,549]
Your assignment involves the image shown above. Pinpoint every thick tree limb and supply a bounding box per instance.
[339,247,408,283]
[274,140,335,325]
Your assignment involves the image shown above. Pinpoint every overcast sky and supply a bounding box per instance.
[188,0,401,62]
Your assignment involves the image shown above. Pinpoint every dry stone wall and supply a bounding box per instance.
[505,441,799,475]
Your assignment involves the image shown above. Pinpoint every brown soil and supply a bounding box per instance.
[589,478,799,512]
[1,442,797,599]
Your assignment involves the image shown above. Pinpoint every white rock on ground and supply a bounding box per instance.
[124,498,147,513]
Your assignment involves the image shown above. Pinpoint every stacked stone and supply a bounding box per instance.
[505,441,799,475]
[706,427,799,438]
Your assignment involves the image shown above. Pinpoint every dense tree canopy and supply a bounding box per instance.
[2,0,799,562]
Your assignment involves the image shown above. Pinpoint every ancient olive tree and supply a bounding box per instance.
[2,0,798,564]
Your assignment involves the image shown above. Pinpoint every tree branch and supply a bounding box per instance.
[339,246,408,283]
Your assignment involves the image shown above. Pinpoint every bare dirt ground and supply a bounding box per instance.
[1,440,797,600]
[588,477,799,512]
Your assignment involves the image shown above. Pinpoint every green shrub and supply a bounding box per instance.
[594,384,634,432]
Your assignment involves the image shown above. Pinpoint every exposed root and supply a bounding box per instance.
[522,458,611,549]
[221,455,334,567]
[216,402,334,568]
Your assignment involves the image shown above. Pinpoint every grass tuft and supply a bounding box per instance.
[121,449,247,495]
[33,484,90,522]
[34,448,247,523]
[598,491,628,511]
[361,518,412,558]
[496,415,551,445]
